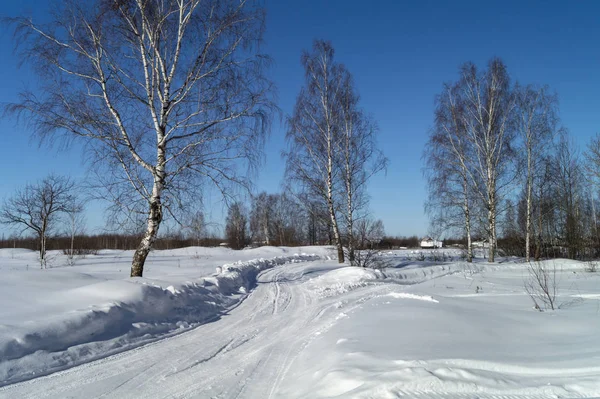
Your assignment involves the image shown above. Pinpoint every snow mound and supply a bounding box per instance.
[0,253,319,387]
[309,267,385,297]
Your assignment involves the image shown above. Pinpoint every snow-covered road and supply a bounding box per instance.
[0,260,384,398]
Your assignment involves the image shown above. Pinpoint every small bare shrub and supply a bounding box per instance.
[585,261,598,273]
[524,261,558,311]
[62,248,98,266]
[62,248,98,256]
[352,248,386,269]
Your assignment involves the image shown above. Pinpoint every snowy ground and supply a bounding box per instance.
[1,247,599,398]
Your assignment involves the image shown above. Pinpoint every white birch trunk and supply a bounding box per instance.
[488,186,496,263]
[463,176,473,262]
[526,144,533,262]
[131,143,166,277]
[345,127,355,265]
[39,232,46,269]
[327,152,344,263]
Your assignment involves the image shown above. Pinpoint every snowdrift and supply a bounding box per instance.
[0,253,319,386]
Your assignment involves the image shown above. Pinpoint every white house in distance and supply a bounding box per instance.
[420,237,443,249]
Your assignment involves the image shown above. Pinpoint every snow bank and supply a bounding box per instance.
[0,253,319,387]
[308,267,386,297]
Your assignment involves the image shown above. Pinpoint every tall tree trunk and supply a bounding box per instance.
[70,221,75,259]
[131,163,165,277]
[535,183,544,261]
[39,232,46,269]
[328,178,344,263]
[131,193,162,277]
[346,162,355,265]
[488,197,496,263]
[465,205,473,263]
[525,145,532,262]
[463,175,473,262]
[327,154,344,263]
[264,223,270,246]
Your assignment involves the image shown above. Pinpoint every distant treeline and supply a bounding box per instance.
[0,234,224,252]
[0,233,456,252]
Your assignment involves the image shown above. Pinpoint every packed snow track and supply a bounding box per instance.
[0,260,380,398]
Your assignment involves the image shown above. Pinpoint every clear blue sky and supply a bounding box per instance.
[1,0,600,238]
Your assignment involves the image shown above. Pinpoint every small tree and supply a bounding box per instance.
[187,210,207,247]
[1,175,75,268]
[225,202,248,250]
[64,195,86,265]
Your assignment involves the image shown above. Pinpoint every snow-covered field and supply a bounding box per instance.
[1,247,599,398]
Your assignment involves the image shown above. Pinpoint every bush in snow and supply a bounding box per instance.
[350,248,387,269]
[524,261,559,311]
[585,261,598,273]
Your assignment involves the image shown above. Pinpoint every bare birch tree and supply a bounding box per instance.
[460,58,516,262]
[63,195,86,265]
[284,40,345,262]
[337,67,387,264]
[8,0,274,277]
[187,210,207,247]
[0,175,75,268]
[424,81,475,261]
[514,84,558,261]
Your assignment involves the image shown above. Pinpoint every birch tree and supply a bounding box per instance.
[424,81,475,261]
[284,40,345,262]
[187,210,207,247]
[8,0,274,277]
[514,84,558,261]
[337,71,388,264]
[64,195,86,265]
[0,175,75,268]
[460,58,516,262]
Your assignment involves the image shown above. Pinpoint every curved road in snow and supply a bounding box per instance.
[0,261,385,399]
